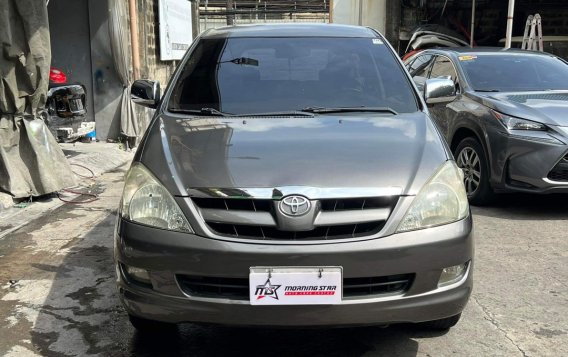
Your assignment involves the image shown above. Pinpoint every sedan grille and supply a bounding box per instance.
[191,197,397,240]
[548,170,568,182]
[177,274,414,300]
[547,155,568,182]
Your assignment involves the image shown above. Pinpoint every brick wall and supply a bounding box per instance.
[136,0,177,85]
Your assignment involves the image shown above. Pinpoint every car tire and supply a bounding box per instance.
[128,314,178,334]
[454,137,493,206]
[422,313,462,330]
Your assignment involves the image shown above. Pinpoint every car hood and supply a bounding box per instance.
[138,113,449,197]
[468,91,568,126]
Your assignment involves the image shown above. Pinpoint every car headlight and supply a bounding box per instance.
[491,110,546,131]
[120,163,193,232]
[397,161,469,233]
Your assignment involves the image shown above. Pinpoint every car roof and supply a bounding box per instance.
[422,46,556,57]
[201,23,378,39]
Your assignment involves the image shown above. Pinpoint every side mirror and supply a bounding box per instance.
[424,78,456,104]
[131,80,160,108]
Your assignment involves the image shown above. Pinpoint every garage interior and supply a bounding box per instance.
[395,0,568,53]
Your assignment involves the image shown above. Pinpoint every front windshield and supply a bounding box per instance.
[460,53,568,92]
[168,37,418,114]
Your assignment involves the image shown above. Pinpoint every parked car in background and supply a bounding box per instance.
[405,48,568,204]
[115,24,473,332]
[403,24,470,61]
[44,67,95,142]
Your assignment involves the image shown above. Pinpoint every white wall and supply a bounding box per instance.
[332,0,387,35]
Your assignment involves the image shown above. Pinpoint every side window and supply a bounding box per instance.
[430,56,458,82]
[408,54,434,78]
[407,54,434,93]
[430,55,460,94]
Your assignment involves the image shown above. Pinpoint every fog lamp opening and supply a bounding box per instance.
[438,262,469,287]
[122,264,152,286]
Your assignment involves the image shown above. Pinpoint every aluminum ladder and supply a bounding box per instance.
[521,14,544,51]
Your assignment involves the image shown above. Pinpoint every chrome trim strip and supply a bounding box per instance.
[200,209,276,226]
[507,133,563,145]
[315,208,390,226]
[185,186,402,199]
[542,177,568,185]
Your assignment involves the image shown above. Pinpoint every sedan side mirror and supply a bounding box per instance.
[424,78,456,104]
[131,80,160,108]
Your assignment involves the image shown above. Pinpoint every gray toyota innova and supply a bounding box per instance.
[116,24,473,331]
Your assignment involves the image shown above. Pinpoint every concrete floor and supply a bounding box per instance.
[0,162,566,356]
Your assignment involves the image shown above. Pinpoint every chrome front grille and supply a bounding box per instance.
[192,198,272,212]
[206,221,383,240]
[192,196,397,240]
[319,197,391,210]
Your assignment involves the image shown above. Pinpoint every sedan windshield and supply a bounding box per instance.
[460,53,568,92]
[168,37,418,115]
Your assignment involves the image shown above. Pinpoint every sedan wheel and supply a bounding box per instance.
[454,137,493,205]
[456,147,481,196]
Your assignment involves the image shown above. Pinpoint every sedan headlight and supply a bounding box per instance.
[491,110,546,131]
[120,163,192,232]
[397,161,469,233]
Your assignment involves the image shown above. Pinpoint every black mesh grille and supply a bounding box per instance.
[548,170,568,182]
[343,274,413,297]
[177,274,413,300]
[177,276,249,300]
[547,158,568,182]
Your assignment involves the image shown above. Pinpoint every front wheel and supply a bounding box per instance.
[454,137,493,206]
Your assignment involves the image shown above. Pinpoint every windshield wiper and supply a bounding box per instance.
[218,57,259,66]
[301,106,398,115]
[169,108,315,118]
[474,89,500,92]
[235,111,314,117]
[169,107,233,116]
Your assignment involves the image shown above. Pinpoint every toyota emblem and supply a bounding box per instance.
[279,195,311,216]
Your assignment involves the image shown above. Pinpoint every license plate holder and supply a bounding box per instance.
[249,267,342,305]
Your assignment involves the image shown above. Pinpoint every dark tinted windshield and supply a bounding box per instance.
[460,54,568,91]
[168,37,418,114]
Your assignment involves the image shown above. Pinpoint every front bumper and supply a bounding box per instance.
[487,126,568,193]
[115,217,473,327]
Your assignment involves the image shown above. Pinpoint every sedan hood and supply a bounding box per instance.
[138,113,448,197]
[469,91,568,126]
